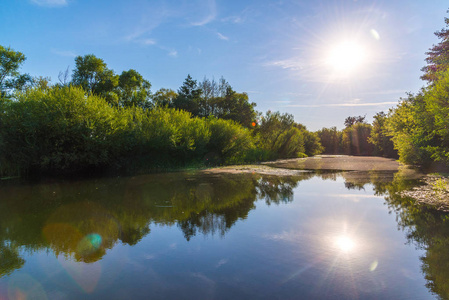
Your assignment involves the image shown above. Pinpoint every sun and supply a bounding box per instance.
[326,41,367,76]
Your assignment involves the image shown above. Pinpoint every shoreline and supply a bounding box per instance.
[204,155,403,175]
[263,155,401,171]
[204,155,449,213]
[400,175,449,212]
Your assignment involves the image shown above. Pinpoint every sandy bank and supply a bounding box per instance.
[400,175,449,212]
[264,155,401,171]
[203,155,402,176]
[202,165,310,176]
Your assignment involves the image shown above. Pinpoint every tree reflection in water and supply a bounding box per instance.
[2,169,449,299]
[340,169,449,300]
[0,172,313,275]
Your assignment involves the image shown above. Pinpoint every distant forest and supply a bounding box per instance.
[1,12,449,176]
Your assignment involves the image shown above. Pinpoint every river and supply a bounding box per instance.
[0,169,447,299]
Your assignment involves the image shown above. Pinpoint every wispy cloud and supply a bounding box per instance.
[286,101,398,108]
[273,100,292,104]
[141,39,157,46]
[264,58,305,71]
[127,34,175,57]
[30,0,68,7]
[155,45,178,57]
[221,7,254,24]
[216,32,229,41]
[125,35,157,47]
[122,5,175,43]
[284,92,313,97]
[360,89,408,96]
[222,16,243,24]
[216,259,228,268]
[51,49,77,57]
[168,49,178,57]
[263,230,304,243]
[191,0,217,26]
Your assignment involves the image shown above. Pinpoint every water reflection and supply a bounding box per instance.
[1,168,449,299]
[0,172,312,274]
[339,169,449,299]
[335,236,356,253]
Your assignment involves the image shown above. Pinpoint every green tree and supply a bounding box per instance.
[197,76,258,128]
[0,86,125,174]
[316,127,342,154]
[173,74,202,115]
[256,111,310,158]
[72,54,119,101]
[258,111,294,150]
[117,69,152,109]
[0,45,30,98]
[388,71,449,166]
[344,115,366,128]
[206,117,255,164]
[152,88,177,107]
[421,10,449,83]
[301,129,324,156]
[368,111,397,158]
[341,123,374,155]
[214,90,257,128]
[386,91,434,165]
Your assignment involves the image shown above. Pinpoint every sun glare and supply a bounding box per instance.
[326,41,367,76]
[335,236,356,252]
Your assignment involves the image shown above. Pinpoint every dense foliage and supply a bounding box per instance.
[255,111,322,159]
[341,123,374,155]
[386,71,449,166]
[0,45,33,98]
[368,112,397,158]
[317,117,376,156]
[0,86,255,175]
[0,46,323,176]
[316,127,341,154]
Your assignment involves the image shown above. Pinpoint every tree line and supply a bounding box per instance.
[0,47,323,176]
[316,113,397,158]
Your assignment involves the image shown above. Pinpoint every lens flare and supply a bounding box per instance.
[370,260,379,271]
[7,274,48,300]
[78,233,102,253]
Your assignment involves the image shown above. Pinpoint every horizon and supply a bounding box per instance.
[1,0,448,130]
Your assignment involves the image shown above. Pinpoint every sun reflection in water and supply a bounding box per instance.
[335,235,356,253]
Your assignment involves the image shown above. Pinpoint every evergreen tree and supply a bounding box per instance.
[421,10,449,83]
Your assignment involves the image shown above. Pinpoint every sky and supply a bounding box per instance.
[1,0,448,130]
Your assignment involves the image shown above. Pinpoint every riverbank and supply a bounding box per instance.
[204,155,449,213]
[264,155,401,171]
[205,155,402,175]
[400,175,449,212]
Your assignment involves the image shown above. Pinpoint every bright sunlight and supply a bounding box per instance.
[326,41,367,76]
[335,235,356,252]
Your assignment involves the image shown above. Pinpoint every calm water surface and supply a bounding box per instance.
[0,170,447,299]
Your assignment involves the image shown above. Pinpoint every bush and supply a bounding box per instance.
[0,88,214,174]
[206,117,255,164]
[0,86,123,174]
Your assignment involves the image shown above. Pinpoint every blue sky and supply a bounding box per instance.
[1,0,448,130]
